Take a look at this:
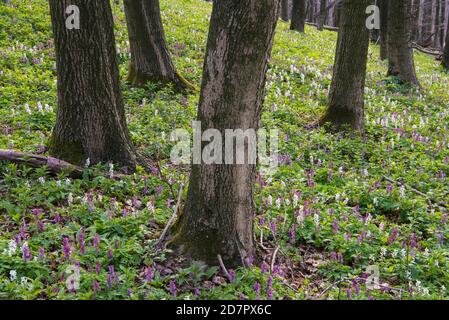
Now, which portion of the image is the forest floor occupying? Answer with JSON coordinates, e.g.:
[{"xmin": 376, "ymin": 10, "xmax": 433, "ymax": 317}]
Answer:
[{"xmin": 1, "ymin": 0, "xmax": 449, "ymax": 300}]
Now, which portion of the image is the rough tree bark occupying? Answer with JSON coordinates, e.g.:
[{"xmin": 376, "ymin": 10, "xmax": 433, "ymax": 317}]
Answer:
[
  {"xmin": 169, "ymin": 0, "xmax": 280, "ymax": 267},
  {"xmin": 123, "ymin": 0, "xmax": 195, "ymax": 90},
  {"xmin": 320, "ymin": 0, "xmax": 370, "ymax": 132},
  {"xmin": 387, "ymin": 0, "xmax": 420, "ymax": 86},
  {"xmin": 443, "ymin": 9, "xmax": 449, "ymax": 69},
  {"xmin": 48, "ymin": 0, "xmax": 136, "ymax": 168},
  {"xmin": 380, "ymin": 0, "xmax": 389, "ymax": 60},
  {"xmin": 291, "ymin": 0, "xmax": 306, "ymax": 32}
]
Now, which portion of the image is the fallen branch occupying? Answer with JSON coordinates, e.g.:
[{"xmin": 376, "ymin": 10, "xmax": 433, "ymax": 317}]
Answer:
[
  {"xmin": 0, "ymin": 149, "xmax": 83, "ymax": 178},
  {"xmin": 382, "ymin": 175, "xmax": 448, "ymax": 211},
  {"xmin": 411, "ymin": 42, "xmax": 442, "ymax": 58},
  {"xmin": 270, "ymin": 245, "xmax": 280, "ymax": 273},
  {"xmin": 305, "ymin": 21, "xmax": 339, "ymax": 32},
  {"xmin": 155, "ymin": 180, "xmax": 186, "ymax": 250}
]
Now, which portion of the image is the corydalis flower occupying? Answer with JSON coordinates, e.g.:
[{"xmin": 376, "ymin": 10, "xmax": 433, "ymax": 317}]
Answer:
[
  {"xmin": 93, "ymin": 233, "xmax": 100, "ymax": 253},
  {"xmin": 21, "ymin": 242, "xmax": 32, "ymax": 262},
  {"xmin": 145, "ymin": 266, "xmax": 154, "ymax": 282},
  {"xmin": 253, "ymin": 282, "xmax": 261, "ymax": 300},
  {"xmin": 63, "ymin": 237, "xmax": 71, "ymax": 261},
  {"xmin": 107, "ymin": 265, "xmax": 119, "ymax": 288},
  {"xmin": 169, "ymin": 279, "xmax": 177, "ymax": 296},
  {"xmin": 78, "ymin": 231, "xmax": 85, "ymax": 255}
]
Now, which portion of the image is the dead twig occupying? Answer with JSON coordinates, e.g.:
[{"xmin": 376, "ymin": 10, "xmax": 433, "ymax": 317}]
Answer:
[
  {"xmin": 155, "ymin": 180, "xmax": 185, "ymax": 250},
  {"xmin": 382, "ymin": 175, "xmax": 448, "ymax": 210}
]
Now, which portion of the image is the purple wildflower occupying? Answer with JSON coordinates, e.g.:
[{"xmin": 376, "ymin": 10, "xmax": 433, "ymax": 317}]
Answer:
[
  {"xmin": 169, "ymin": 279, "xmax": 177, "ymax": 296},
  {"xmin": 22, "ymin": 243, "xmax": 32, "ymax": 262},
  {"xmin": 253, "ymin": 282, "xmax": 261, "ymax": 300},
  {"xmin": 38, "ymin": 247, "xmax": 45, "ymax": 260},
  {"xmin": 145, "ymin": 266, "xmax": 154, "ymax": 282},
  {"xmin": 63, "ymin": 237, "xmax": 71, "ymax": 261},
  {"xmin": 93, "ymin": 233, "xmax": 100, "ymax": 253}
]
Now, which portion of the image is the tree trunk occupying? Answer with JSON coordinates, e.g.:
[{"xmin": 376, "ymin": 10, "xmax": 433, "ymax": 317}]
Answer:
[
  {"xmin": 411, "ymin": 0, "xmax": 421, "ymax": 42},
  {"xmin": 123, "ymin": 0, "xmax": 194, "ymax": 90},
  {"xmin": 48, "ymin": 0, "xmax": 136, "ymax": 168},
  {"xmin": 380, "ymin": 0, "xmax": 389, "ymax": 60},
  {"xmin": 387, "ymin": 0, "xmax": 420, "ymax": 86},
  {"xmin": 170, "ymin": 0, "xmax": 280, "ymax": 267},
  {"xmin": 443, "ymin": 9, "xmax": 449, "ymax": 69},
  {"xmin": 281, "ymin": 0, "xmax": 290, "ymax": 21},
  {"xmin": 421, "ymin": 0, "xmax": 433, "ymax": 46},
  {"xmin": 317, "ymin": 0, "xmax": 327, "ymax": 30},
  {"xmin": 434, "ymin": 0, "xmax": 441, "ymax": 48},
  {"xmin": 333, "ymin": 0, "xmax": 342, "ymax": 28},
  {"xmin": 320, "ymin": 0, "xmax": 370, "ymax": 132},
  {"xmin": 291, "ymin": 0, "xmax": 306, "ymax": 32},
  {"xmin": 439, "ymin": 0, "xmax": 446, "ymax": 48}
]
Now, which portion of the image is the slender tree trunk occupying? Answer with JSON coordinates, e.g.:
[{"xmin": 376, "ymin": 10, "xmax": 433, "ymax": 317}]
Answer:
[
  {"xmin": 421, "ymin": 0, "xmax": 433, "ymax": 46},
  {"xmin": 320, "ymin": 0, "xmax": 370, "ymax": 132},
  {"xmin": 291, "ymin": 0, "xmax": 306, "ymax": 32},
  {"xmin": 317, "ymin": 0, "xmax": 327, "ymax": 30},
  {"xmin": 387, "ymin": 0, "xmax": 420, "ymax": 86},
  {"xmin": 123, "ymin": 0, "xmax": 194, "ymax": 90},
  {"xmin": 380, "ymin": 0, "xmax": 389, "ymax": 60},
  {"xmin": 48, "ymin": 0, "xmax": 136, "ymax": 168},
  {"xmin": 443, "ymin": 9, "xmax": 449, "ymax": 69},
  {"xmin": 411, "ymin": 0, "xmax": 421, "ymax": 42},
  {"xmin": 434, "ymin": 0, "xmax": 441, "ymax": 48},
  {"xmin": 333, "ymin": 0, "xmax": 342, "ymax": 28},
  {"xmin": 170, "ymin": 0, "xmax": 280, "ymax": 267},
  {"xmin": 281, "ymin": 0, "xmax": 290, "ymax": 21},
  {"xmin": 439, "ymin": 0, "xmax": 446, "ymax": 48}
]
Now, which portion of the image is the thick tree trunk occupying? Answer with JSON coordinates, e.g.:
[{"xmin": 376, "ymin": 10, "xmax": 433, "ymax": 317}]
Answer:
[
  {"xmin": 48, "ymin": 0, "xmax": 136, "ymax": 168},
  {"xmin": 123, "ymin": 0, "xmax": 194, "ymax": 90},
  {"xmin": 443, "ymin": 9, "xmax": 449, "ymax": 69},
  {"xmin": 380, "ymin": 0, "xmax": 389, "ymax": 60},
  {"xmin": 387, "ymin": 0, "xmax": 420, "ymax": 86},
  {"xmin": 320, "ymin": 0, "xmax": 370, "ymax": 132},
  {"xmin": 291, "ymin": 0, "xmax": 306, "ymax": 32},
  {"xmin": 170, "ymin": 0, "xmax": 280, "ymax": 267},
  {"xmin": 281, "ymin": 0, "xmax": 290, "ymax": 21}
]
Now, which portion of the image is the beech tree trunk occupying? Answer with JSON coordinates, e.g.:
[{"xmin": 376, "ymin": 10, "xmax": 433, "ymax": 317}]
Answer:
[
  {"xmin": 48, "ymin": 0, "xmax": 136, "ymax": 168},
  {"xmin": 291, "ymin": 0, "xmax": 306, "ymax": 32},
  {"xmin": 380, "ymin": 0, "xmax": 389, "ymax": 60},
  {"xmin": 387, "ymin": 0, "xmax": 420, "ymax": 86},
  {"xmin": 320, "ymin": 0, "xmax": 370, "ymax": 132},
  {"xmin": 170, "ymin": 0, "xmax": 280, "ymax": 267},
  {"xmin": 443, "ymin": 10, "xmax": 449, "ymax": 69},
  {"xmin": 123, "ymin": 0, "xmax": 194, "ymax": 90}
]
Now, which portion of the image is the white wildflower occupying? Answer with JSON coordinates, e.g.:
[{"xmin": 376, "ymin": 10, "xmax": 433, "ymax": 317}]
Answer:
[
  {"xmin": 10, "ymin": 270, "xmax": 17, "ymax": 281},
  {"xmin": 8, "ymin": 240, "xmax": 17, "ymax": 257}
]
